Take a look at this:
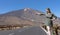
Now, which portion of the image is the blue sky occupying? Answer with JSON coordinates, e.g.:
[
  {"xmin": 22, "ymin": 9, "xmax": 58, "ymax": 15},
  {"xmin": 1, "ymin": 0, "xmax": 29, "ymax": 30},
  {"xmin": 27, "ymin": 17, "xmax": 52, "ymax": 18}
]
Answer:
[{"xmin": 0, "ymin": 0, "xmax": 60, "ymax": 17}]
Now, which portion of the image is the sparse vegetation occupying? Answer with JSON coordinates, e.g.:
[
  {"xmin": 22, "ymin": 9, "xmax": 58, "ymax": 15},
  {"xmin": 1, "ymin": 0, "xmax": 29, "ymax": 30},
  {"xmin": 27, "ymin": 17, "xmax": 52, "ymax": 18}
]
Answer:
[{"xmin": 0, "ymin": 24, "xmax": 33, "ymax": 30}]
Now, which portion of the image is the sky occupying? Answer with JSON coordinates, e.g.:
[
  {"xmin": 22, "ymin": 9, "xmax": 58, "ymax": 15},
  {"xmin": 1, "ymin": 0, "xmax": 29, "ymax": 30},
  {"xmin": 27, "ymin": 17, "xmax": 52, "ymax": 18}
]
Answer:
[{"xmin": 0, "ymin": 0, "xmax": 60, "ymax": 17}]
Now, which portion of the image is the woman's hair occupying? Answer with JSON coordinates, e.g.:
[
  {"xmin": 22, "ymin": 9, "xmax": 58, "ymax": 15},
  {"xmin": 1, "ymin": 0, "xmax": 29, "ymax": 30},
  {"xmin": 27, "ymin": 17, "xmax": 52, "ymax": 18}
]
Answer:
[{"xmin": 46, "ymin": 8, "xmax": 51, "ymax": 14}]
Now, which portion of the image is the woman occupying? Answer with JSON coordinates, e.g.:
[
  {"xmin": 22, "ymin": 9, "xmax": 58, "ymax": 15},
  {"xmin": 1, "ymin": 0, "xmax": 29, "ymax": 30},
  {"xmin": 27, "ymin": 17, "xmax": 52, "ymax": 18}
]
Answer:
[{"xmin": 45, "ymin": 8, "xmax": 57, "ymax": 35}]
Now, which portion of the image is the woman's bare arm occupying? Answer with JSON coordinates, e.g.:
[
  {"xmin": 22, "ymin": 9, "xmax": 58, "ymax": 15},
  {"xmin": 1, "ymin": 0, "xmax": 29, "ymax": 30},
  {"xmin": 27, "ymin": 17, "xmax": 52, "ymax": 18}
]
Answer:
[
  {"xmin": 39, "ymin": 13, "xmax": 45, "ymax": 16},
  {"xmin": 51, "ymin": 14, "xmax": 57, "ymax": 21},
  {"xmin": 52, "ymin": 14, "xmax": 57, "ymax": 19}
]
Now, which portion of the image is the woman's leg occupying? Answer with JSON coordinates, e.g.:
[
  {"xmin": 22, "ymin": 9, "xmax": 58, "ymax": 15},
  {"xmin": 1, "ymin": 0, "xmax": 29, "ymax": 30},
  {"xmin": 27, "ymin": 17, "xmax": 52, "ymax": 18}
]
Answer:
[{"xmin": 47, "ymin": 26, "xmax": 51, "ymax": 35}]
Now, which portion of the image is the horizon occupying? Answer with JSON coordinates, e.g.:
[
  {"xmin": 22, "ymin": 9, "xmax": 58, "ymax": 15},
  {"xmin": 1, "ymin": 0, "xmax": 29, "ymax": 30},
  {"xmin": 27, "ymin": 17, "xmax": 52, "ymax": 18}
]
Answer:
[{"xmin": 0, "ymin": 0, "xmax": 60, "ymax": 17}]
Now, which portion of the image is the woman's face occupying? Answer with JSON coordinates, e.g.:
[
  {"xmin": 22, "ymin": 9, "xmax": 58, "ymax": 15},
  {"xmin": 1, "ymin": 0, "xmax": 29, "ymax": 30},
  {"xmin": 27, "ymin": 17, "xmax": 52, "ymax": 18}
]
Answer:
[{"xmin": 46, "ymin": 9, "xmax": 49, "ymax": 13}]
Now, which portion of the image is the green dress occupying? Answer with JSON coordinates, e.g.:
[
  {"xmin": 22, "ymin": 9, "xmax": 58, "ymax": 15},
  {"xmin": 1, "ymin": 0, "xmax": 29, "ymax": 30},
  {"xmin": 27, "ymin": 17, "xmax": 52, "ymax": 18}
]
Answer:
[
  {"xmin": 45, "ymin": 13, "xmax": 56, "ymax": 27},
  {"xmin": 45, "ymin": 18, "xmax": 53, "ymax": 27}
]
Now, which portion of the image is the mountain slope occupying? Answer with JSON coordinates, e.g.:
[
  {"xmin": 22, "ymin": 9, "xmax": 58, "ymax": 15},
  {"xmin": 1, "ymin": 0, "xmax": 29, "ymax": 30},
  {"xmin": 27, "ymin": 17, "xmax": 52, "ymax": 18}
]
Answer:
[{"xmin": 0, "ymin": 8, "xmax": 60, "ymax": 26}]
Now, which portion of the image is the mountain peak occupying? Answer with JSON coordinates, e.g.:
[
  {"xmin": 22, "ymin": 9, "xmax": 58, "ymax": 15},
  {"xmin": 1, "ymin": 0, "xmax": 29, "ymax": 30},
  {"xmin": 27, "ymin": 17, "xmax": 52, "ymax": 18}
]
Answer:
[{"xmin": 24, "ymin": 8, "xmax": 31, "ymax": 11}]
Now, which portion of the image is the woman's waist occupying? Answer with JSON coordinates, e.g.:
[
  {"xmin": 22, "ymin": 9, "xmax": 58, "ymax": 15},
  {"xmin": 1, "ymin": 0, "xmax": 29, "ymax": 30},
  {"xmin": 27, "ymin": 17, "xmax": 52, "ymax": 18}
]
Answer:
[{"xmin": 46, "ymin": 17, "xmax": 52, "ymax": 19}]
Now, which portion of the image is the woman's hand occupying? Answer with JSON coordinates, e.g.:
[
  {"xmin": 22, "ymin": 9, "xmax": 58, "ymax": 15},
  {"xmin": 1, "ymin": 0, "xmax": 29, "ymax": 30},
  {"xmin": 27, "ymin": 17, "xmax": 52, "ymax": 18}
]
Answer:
[{"xmin": 51, "ymin": 18, "xmax": 56, "ymax": 21}]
